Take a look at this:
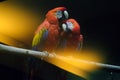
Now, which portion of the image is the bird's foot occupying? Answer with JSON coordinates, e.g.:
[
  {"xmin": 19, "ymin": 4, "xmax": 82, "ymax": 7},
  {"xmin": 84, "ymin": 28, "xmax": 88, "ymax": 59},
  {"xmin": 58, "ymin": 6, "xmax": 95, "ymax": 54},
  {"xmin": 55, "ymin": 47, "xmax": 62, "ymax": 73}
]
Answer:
[
  {"xmin": 50, "ymin": 52, "xmax": 56, "ymax": 58},
  {"xmin": 40, "ymin": 51, "xmax": 49, "ymax": 60}
]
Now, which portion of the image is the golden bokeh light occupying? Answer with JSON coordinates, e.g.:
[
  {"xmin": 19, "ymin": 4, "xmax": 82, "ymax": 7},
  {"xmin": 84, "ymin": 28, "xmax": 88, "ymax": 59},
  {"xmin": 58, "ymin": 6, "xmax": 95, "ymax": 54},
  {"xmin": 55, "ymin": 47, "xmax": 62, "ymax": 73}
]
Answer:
[
  {"xmin": 0, "ymin": 1, "xmax": 106, "ymax": 79},
  {"xmin": 45, "ymin": 50, "xmax": 105, "ymax": 79},
  {"xmin": 0, "ymin": 1, "xmax": 42, "ymax": 48}
]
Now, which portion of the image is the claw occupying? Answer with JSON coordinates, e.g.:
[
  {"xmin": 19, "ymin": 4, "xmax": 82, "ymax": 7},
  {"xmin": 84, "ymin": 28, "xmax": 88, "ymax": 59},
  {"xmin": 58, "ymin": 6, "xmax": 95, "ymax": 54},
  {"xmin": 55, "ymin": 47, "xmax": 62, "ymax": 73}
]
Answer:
[
  {"xmin": 41, "ymin": 51, "xmax": 49, "ymax": 60},
  {"xmin": 50, "ymin": 52, "xmax": 56, "ymax": 58}
]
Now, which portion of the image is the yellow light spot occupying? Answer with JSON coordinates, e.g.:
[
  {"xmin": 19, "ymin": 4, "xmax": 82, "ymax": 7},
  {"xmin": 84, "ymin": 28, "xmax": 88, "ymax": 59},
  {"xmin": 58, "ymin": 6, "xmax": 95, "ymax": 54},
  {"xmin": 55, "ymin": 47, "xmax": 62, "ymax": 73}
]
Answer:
[
  {"xmin": 44, "ymin": 50, "xmax": 105, "ymax": 79},
  {"xmin": 0, "ymin": 1, "xmax": 42, "ymax": 47}
]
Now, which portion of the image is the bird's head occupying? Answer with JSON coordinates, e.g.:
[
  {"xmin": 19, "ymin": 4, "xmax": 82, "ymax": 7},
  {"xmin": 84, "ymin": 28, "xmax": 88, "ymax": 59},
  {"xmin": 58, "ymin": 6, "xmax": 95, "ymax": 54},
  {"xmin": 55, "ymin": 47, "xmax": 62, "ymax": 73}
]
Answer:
[
  {"xmin": 46, "ymin": 7, "xmax": 69, "ymax": 24},
  {"xmin": 55, "ymin": 7, "xmax": 69, "ymax": 20},
  {"xmin": 62, "ymin": 19, "xmax": 80, "ymax": 34}
]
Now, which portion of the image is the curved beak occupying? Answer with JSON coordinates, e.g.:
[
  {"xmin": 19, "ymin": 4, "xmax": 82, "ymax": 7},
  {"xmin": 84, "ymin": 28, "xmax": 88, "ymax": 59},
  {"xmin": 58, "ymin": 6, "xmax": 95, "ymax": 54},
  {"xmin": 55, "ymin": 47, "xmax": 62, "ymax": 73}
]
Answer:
[
  {"xmin": 62, "ymin": 23, "xmax": 67, "ymax": 31},
  {"xmin": 64, "ymin": 10, "xmax": 69, "ymax": 19}
]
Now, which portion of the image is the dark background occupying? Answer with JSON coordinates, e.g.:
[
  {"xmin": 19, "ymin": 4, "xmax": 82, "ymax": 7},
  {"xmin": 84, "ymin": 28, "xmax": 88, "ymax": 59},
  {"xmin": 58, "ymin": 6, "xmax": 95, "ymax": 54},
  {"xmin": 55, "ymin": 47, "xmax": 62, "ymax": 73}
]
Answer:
[{"xmin": 0, "ymin": 0, "xmax": 120, "ymax": 80}]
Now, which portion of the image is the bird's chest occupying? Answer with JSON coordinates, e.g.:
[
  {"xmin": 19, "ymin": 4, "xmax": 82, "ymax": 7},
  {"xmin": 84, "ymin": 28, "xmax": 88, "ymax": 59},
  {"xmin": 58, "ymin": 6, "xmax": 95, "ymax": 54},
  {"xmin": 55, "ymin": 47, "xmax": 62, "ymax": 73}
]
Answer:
[
  {"xmin": 44, "ymin": 25, "xmax": 60, "ymax": 52},
  {"xmin": 63, "ymin": 34, "xmax": 80, "ymax": 50}
]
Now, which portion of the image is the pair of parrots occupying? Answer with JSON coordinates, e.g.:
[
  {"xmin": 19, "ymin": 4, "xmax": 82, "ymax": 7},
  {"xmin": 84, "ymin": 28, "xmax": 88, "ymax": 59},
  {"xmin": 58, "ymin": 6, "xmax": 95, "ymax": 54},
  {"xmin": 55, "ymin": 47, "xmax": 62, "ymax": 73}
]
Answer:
[
  {"xmin": 28, "ymin": 7, "xmax": 83, "ymax": 80},
  {"xmin": 32, "ymin": 7, "xmax": 83, "ymax": 52}
]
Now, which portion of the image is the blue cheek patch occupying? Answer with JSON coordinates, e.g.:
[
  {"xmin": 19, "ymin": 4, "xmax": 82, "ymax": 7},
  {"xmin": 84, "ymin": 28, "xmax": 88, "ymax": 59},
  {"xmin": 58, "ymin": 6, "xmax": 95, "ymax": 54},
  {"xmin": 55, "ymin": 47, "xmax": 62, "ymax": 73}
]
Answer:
[
  {"xmin": 56, "ymin": 10, "xmax": 62, "ymax": 19},
  {"xmin": 66, "ymin": 22, "xmax": 74, "ymax": 30}
]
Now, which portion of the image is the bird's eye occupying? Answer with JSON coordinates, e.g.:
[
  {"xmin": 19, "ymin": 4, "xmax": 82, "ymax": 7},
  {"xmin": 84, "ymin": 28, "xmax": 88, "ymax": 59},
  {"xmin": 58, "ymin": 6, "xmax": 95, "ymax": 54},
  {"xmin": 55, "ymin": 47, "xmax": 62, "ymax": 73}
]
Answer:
[
  {"xmin": 62, "ymin": 23, "xmax": 67, "ymax": 31},
  {"xmin": 64, "ymin": 10, "xmax": 69, "ymax": 19},
  {"xmin": 56, "ymin": 10, "xmax": 62, "ymax": 19},
  {"xmin": 66, "ymin": 22, "xmax": 73, "ymax": 30}
]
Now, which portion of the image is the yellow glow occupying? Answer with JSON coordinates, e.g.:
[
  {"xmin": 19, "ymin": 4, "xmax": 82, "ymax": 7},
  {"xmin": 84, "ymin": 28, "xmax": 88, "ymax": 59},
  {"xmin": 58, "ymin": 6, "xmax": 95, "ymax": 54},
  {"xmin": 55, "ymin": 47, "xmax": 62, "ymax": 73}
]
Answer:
[
  {"xmin": 0, "ymin": 1, "xmax": 106, "ymax": 79},
  {"xmin": 45, "ymin": 50, "xmax": 105, "ymax": 79},
  {"xmin": 0, "ymin": 33, "xmax": 28, "ymax": 47},
  {"xmin": 0, "ymin": 1, "xmax": 41, "ymax": 47},
  {"xmin": 45, "ymin": 56, "xmax": 87, "ymax": 79}
]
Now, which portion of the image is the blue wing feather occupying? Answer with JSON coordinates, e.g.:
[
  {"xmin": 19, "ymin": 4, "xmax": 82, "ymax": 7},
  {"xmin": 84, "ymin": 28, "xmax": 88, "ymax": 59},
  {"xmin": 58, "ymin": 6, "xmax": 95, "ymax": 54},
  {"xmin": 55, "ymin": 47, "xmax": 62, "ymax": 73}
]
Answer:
[
  {"xmin": 42, "ymin": 30, "xmax": 49, "ymax": 41},
  {"xmin": 32, "ymin": 29, "xmax": 49, "ymax": 51},
  {"xmin": 38, "ymin": 30, "xmax": 49, "ymax": 51}
]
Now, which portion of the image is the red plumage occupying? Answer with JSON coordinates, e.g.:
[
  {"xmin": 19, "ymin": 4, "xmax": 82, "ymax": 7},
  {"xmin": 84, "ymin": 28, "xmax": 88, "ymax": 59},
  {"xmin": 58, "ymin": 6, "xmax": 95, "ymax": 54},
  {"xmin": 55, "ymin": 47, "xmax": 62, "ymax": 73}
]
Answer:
[
  {"xmin": 29, "ymin": 7, "xmax": 69, "ymax": 80},
  {"xmin": 34, "ymin": 7, "xmax": 68, "ymax": 52},
  {"xmin": 60, "ymin": 18, "xmax": 83, "ymax": 50}
]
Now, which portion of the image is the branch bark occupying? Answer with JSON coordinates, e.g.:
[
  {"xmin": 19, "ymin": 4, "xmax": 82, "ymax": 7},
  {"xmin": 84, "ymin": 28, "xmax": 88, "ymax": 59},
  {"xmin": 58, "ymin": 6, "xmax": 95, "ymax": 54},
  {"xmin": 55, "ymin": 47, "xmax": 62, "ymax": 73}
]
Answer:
[
  {"xmin": 0, "ymin": 44, "xmax": 120, "ymax": 71},
  {"xmin": 0, "ymin": 44, "xmax": 54, "ymax": 58}
]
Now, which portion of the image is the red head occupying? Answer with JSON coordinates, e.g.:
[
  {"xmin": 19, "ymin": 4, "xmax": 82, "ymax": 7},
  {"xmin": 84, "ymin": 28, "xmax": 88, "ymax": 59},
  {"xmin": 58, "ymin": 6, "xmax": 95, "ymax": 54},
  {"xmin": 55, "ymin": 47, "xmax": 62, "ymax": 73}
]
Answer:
[
  {"xmin": 46, "ymin": 7, "xmax": 69, "ymax": 24},
  {"xmin": 62, "ymin": 18, "xmax": 80, "ymax": 34}
]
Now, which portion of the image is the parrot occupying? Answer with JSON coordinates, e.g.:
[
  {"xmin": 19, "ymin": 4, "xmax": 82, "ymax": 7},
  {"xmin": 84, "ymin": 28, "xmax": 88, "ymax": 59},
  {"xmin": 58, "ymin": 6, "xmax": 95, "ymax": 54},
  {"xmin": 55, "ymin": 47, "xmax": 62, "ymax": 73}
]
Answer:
[
  {"xmin": 26, "ymin": 7, "xmax": 69, "ymax": 80},
  {"xmin": 32, "ymin": 7, "xmax": 69, "ymax": 52},
  {"xmin": 58, "ymin": 19, "xmax": 84, "ymax": 80},
  {"xmin": 58, "ymin": 18, "xmax": 83, "ymax": 51}
]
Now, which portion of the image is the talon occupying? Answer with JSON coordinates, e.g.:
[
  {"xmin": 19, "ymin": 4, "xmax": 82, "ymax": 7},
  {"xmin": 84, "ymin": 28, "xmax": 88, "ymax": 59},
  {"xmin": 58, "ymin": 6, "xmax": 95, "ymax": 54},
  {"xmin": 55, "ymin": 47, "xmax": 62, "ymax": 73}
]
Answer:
[
  {"xmin": 40, "ymin": 51, "xmax": 49, "ymax": 60},
  {"xmin": 52, "ymin": 52, "xmax": 57, "ymax": 57}
]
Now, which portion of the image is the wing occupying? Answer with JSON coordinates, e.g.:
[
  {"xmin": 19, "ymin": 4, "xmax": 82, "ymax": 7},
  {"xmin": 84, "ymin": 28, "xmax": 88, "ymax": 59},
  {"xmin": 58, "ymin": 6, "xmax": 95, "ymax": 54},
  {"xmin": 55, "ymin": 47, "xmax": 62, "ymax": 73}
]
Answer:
[{"xmin": 32, "ymin": 27, "xmax": 49, "ymax": 50}]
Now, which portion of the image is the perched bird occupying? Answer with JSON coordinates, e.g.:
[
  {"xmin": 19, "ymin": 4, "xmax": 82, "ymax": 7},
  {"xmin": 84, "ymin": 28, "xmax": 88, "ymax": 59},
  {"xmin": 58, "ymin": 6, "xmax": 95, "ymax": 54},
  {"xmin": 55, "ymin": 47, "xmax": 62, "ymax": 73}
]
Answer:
[
  {"xmin": 58, "ymin": 18, "xmax": 83, "ymax": 51},
  {"xmin": 27, "ymin": 7, "xmax": 69, "ymax": 80},
  {"xmin": 32, "ymin": 7, "xmax": 69, "ymax": 52},
  {"xmin": 57, "ymin": 18, "xmax": 84, "ymax": 80}
]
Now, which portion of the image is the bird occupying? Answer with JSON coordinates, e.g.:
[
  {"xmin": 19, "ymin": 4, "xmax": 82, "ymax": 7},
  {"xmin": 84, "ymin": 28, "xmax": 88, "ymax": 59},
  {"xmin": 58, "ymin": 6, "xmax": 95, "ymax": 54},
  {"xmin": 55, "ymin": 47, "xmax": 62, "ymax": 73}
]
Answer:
[
  {"xmin": 58, "ymin": 18, "xmax": 83, "ymax": 51},
  {"xmin": 57, "ymin": 18, "xmax": 84, "ymax": 80},
  {"xmin": 32, "ymin": 7, "xmax": 69, "ymax": 52},
  {"xmin": 27, "ymin": 7, "xmax": 69, "ymax": 80}
]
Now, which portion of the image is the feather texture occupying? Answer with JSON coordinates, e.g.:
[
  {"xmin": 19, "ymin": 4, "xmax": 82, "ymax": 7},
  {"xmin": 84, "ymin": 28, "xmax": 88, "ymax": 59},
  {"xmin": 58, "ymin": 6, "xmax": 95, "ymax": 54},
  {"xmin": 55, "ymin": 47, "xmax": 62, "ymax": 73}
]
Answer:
[{"xmin": 32, "ymin": 28, "xmax": 48, "ymax": 50}]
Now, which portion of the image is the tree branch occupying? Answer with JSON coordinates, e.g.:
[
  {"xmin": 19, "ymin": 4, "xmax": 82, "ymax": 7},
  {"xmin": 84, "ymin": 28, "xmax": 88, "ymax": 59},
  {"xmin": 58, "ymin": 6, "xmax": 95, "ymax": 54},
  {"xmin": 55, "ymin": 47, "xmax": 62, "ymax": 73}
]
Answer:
[
  {"xmin": 0, "ymin": 44, "xmax": 120, "ymax": 72},
  {"xmin": 0, "ymin": 44, "xmax": 54, "ymax": 58}
]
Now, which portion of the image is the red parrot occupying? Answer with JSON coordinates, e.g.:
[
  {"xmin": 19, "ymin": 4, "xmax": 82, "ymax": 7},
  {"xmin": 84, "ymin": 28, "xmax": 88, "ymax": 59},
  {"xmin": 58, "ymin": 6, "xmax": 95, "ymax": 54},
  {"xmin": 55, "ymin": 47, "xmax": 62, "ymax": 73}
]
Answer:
[
  {"xmin": 27, "ymin": 7, "xmax": 69, "ymax": 80},
  {"xmin": 58, "ymin": 18, "xmax": 83, "ymax": 51},
  {"xmin": 32, "ymin": 7, "xmax": 69, "ymax": 52},
  {"xmin": 55, "ymin": 19, "xmax": 84, "ymax": 80}
]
